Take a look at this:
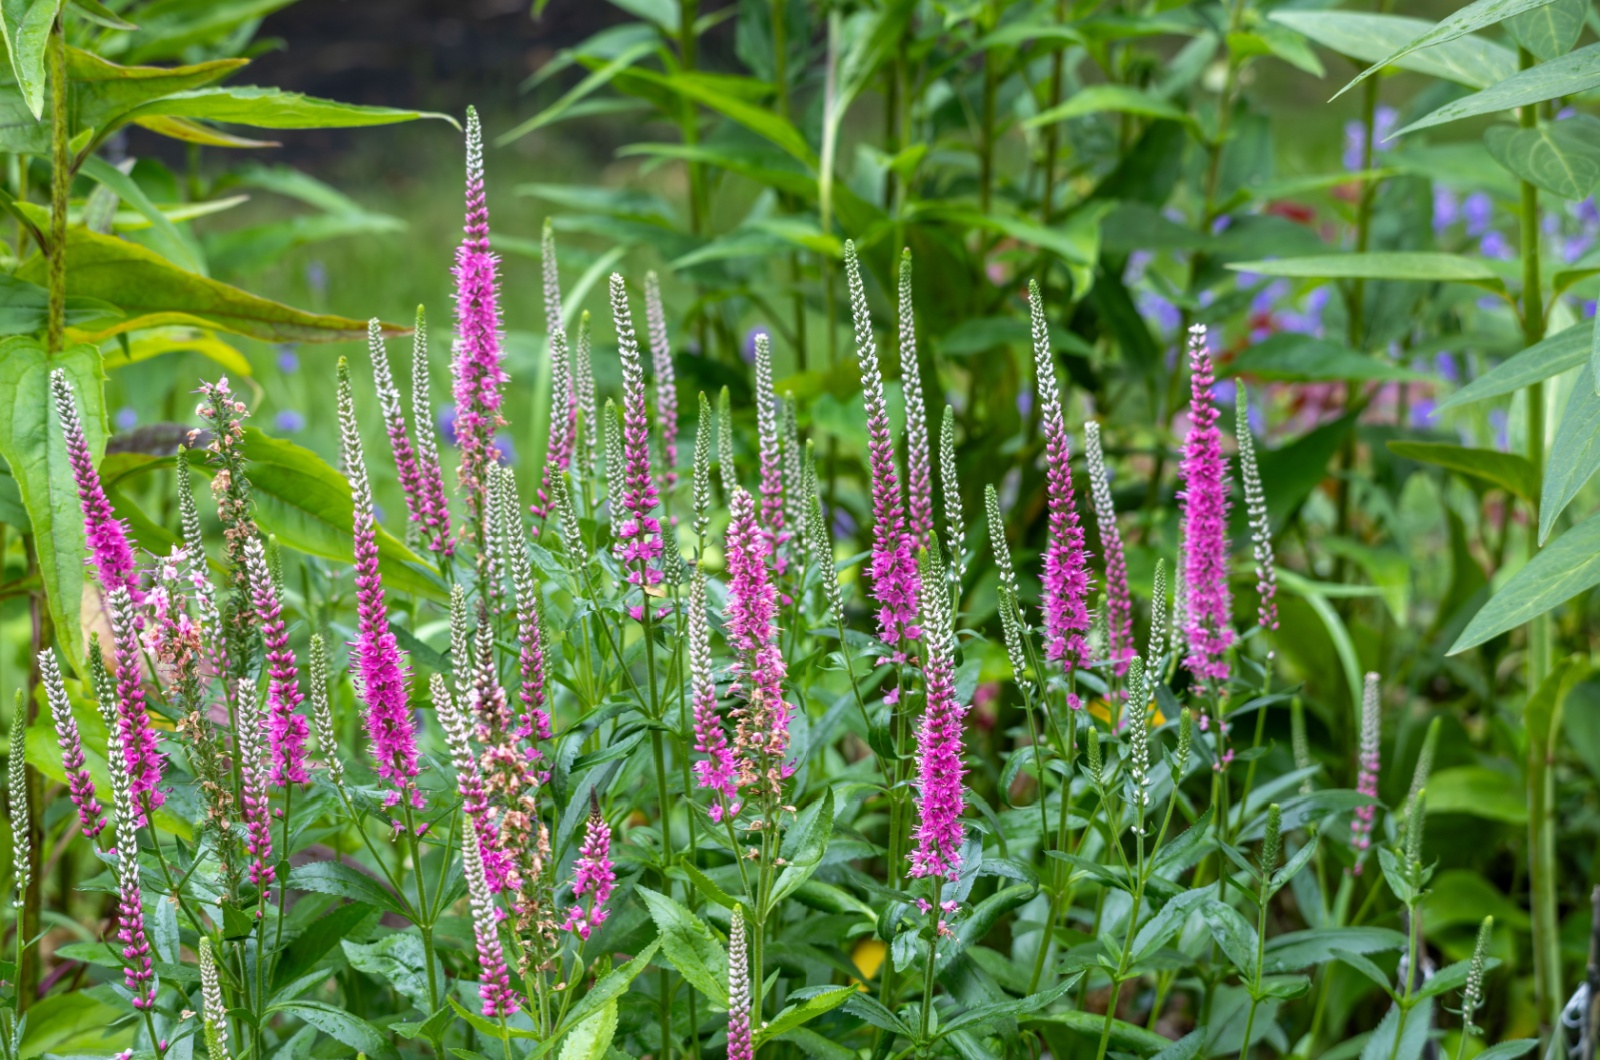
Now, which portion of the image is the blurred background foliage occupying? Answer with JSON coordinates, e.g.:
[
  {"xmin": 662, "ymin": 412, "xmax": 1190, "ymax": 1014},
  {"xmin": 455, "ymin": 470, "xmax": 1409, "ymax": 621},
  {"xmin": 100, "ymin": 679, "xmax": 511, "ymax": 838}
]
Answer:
[{"xmin": 5, "ymin": 0, "xmax": 1600, "ymax": 1049}]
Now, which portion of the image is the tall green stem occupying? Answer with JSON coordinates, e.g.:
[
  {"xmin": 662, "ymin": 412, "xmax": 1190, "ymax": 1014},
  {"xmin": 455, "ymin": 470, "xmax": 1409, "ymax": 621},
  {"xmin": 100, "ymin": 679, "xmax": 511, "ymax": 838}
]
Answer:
[{"xmin": 46, "ymin": 17, "xmax": 67, "ymax": 355}]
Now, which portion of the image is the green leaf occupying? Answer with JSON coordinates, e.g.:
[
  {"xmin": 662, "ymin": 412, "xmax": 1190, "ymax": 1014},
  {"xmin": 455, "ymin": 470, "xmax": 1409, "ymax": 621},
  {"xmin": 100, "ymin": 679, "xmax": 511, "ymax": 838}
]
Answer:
[
  {"xmin": 496, "ymin": 41, "xmax": 655, "ymax": 144},
  {"xmin": 1423, "ymin": 766, "xmax": 1527, "ymax": 823},
  {"xmin": 637, "ymin": 886, "xmax": 729, "ymax": 1007},
  {"xmin": 69, "ymin": 48, "xmax": 244, "ymax": 142},
  {"xmin": 1223, "ymin": 332, "xmax": 1424, "ymax": 383},
  {"xmin": 1330, "ymin": 948, "xmax": 1395, "ymax": 997},
  {"xmin": 271, "ymin": 1001, "xmax": 399, "ymax": 1060},
  {"xmin": 755, "ymin": 986, "xmax": 856, "ymax": 1044},
  {"xmin": 286, "ymin": 861, "xmax": 411, "ymax": 920},
  {"xmin": 1271, "ymin": 11, "xmax": 1516, "ymax": 89},
  {"xmin": 679, "ymin": 861, "xmax": 738, "ymax": 911},
  {"xmin": 935, "ymin": 977, "xmax": 1077, "ymax": 1039},
  {"xmin": 1202, "ymin": 899, "xmax": 1260, "ymax": 977},
  {"xmin": 1385, "ymin": 441, "xmax": 1538, "ymax": 503},
  {"xmin": 1473, "ymin": 1042, "xmax": 1539, "ymax": 1060},
  {"xmin": 65, "ymin": 0, "xmax": 135, "ymax": 30},
  {"xmin": 79, "ymin": 154, "xmax": 202, "ymax": 273},
  {"xmin": 273, "ymin": 901, "xmax": 378, "ymax": 991},
  {"xmin": 768, "ymin": 790, "xmax": 834, "ymax": 913},
  {"xmin": 124, "ymin": 85, "xmax": 456, "ymax": 130},
  {"xmin": 19, "ymin": 988, "xmax": 132, "ymax": 1057},
  {"xmin": 1262, "ymin": 927, "xmax": 1406, "ymax": 973},
  {"xmin": 1361, "ymin": 999, "xmax": 1433, "ymax": 1060},
  {"xmin": 1451, "ymin": 505, "xmax": 1600, "ymax": 652},
  {"xmin": 1540, "ymin": 379, "xmax": 1600, "ymax": 543},
  {"xmin": 1026, "ymin": 84, "xmax": 1194, "ymax": 129},
  {"xmin": 1228, "ymin": 253, "xmax": 1506, "ymax": 292},
  {"xmin": 1437, "ymin": 320, "xmax": 1588, "ymax": 411},
  {"xmin": 634, "ymin": 69, "xmax": 817, "ymax": 166},
  {"xmin": 530, "ymin": 941, "xmax": 660, "ymax": 1059},
  {"xmin": 557, "ymin": 998, "xmax": 617, "ymax": 1060},
  {"xmin": 1506, "ymin": 0, "xmax": 1586, "ymax": 61},
  {"xmin": 1332, "ymin": 0, "xmax": 1553, "ymax": 100},
  {"xmin": 1485, "ymin": 116, "xmax": 1600, "ymax": 200},
  {"xmin": 342, "ymin": 934, "xmax": 439, "ymax": 1012},
  {"xmin": 1395, "ymin": 42, "xmax": 1600, "ymax": 137},
  {"xmin": 13, "ymin": 220, "xmax": 387, "ymax": 342},
  {"xmin": 0, "ymin": 339, "xmax": 100, "ymax": 668},
  {"xmin": 0, "ymin": 0, "xmax": 62, "ymax": 119}
]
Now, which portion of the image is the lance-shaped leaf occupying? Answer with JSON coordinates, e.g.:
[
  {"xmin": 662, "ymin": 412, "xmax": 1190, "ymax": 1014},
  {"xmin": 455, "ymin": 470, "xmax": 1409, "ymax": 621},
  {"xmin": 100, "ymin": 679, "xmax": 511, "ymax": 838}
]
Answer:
[
  {"xmin": 1331, "ymin": 0, "xmax": 1554, "ymax": 100},
  {"xmin": 1436, "ymin": 320, "xmax": 1588, "ymax": 411},
  {"xmin": 122, "ymin": 85, "xmax": 456, "ymax": 130},
  {"xmin": 1540, "ymin": 380, "xmax": 1600, "ymax": 543},
  {"xmin": 1227, "ymin": 253, "xmax": 1507, "ymax": 292},
  {"xmin": 1451, "ymin": 505, "xmax": 1600, "ymax": 652},
  {"xmin": 1395, "ymin": 41, "xmax": 1600, "ymax": 137},
  {"xmin": 0, "ymin": 0, "xmax": 62, "ymax": 119},
  {"xmin": 1272, "ymin": 11, "xmax": 1515, "ymax": 89},
  {"xmin": 1386, "ymin": 441, "xmax": 1538, "ymax": 503}
]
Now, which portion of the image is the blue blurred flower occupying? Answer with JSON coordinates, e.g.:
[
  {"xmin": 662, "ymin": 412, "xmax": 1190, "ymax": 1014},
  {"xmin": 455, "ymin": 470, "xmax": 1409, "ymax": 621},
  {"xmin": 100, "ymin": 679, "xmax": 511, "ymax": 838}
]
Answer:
[
  {"xmin": 1479, "ymin": 230, "xmax": 1514, "ymax": 260},
  {"xmin": 437, "ymin": 407, "xmax": 458, "ymax": 446},
  {"xmin": 275, "ymin": 409, "xmax": 305, "ymax": 433},
  {"xmin": 742, "ymin": 328, "xmax": 767, "ymax": 364},
  {"xmin": 1016, "ymin": 385, "xmax": 1033, "ymax": 418},
  {"xmin": 1138, "ymin": 291, "xmax": 1181, "ymax": 334},
  {"xmin": 1489, "ymin": 408, "xmax": 1509, "ymax": 451},
  {"xmin": 306, "ymin": 260, "xmax": 328, "ymax": 298},
  {"xmin": 1342, "ymin": 106, "xmax": 1398, "ymax": 171},
  {"xmin": 831, "ymin": 504, "xmax": 856, "ymax": 538},
  {"xmin": 1577, "ymin": 197, "xmax": 1600, "ymax": 226},
  {"xmin": 493, "ymin": 435, "xmax": 515, "ymax": 464},
  {"xmin": 1433, "ymin": 351, "xmax": 1458, "ymax": 384},
  {"xmin": 1463, "ymin": 192, "xmax": 1493, "ymax": 236},
  {"xmin": 1433, "ymin": 186, "xmax": 1459, "ymax": 233},
  {"xmin": 1210, "ymin": 378, "xmax": 1236, "ymax": 405},
  {"xmin": 1409, "ymin": 397, "xmax": 1436, "ymax": 427},
  {"xmin": 1564, "ymin": 233, "xmax": 1595, "ymax": 264},
  {"xmin": 276, "ymin": 344, "xmax": 299, "ymax": 374},
  {"xmin": 114, "ymin": 407, "xmax": 137, "ymax": 431}
]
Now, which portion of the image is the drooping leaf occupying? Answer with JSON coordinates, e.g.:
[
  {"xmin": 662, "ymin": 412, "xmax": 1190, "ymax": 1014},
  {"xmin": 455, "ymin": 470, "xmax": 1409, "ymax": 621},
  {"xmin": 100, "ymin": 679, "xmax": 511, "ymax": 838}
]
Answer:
[
  {"xmin": 755, "ymin": 986, "xmax": 856, "ymax": 1044},
  {"xmin": 1505, "ymin": 0, "xmax": 1587, "ymax": 61},
  {"xmin": 271, "ymin": 1001, "xmax": 399, "ymax": 1060},
  {"xmin": 556, "ymin": 999, "xmax": 617, "ymax": 1060},
  {"xmin": 1386, "ymin": 441, "xmax": 1538, "ymax": 503},
  {"xmin": 1395, "ymin": 42, "xmax": 1600, "ymax": 137},
  {"xmin": 1262, "ymin": 927, "xmax": 1406, "ymax": 973},
  {"xmin": 285, "ymin": 861, "xmax": 411, "ymax": 921},
  {"xmin": 1026, "ymin": 85, "xmax": 1194, "ymax": 129},
  {"xmin": 123, "ymin": 85, "xmax": 456, "ymax": 130},
  {"xmin": 1423, "ymin": 766, "xmax": 1528, "ymax": 823},
  {"xmin": 1332, "ymin": 0, "xmax": 1554, "ymax": 99},
  {"xmin": 1227, "ymin": 253, "xmax": 1507, "ymax": 292},
  {"xmin": 1484, "ymin": 116, "xmax": 1600, "ymax": 201},
  {"xmin": 1539, "ymin": 379, "xmax": 1600, "ymax": 542},
  {"xmin": 342, "ymin": 934, "xmax": 441, "ymax": 1013},
  {"xmin": 0, "ymin": 338, "xmax": 101, "ymax": 668},
  {"xmin": 1451, "ymin": 506, "xmax": 1600, "ymax": 652}
]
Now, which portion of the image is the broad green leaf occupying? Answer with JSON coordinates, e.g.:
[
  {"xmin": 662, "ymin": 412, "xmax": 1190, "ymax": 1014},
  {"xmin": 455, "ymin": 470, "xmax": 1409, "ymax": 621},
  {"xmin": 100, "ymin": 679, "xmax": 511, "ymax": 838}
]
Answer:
[
  {"xmin": 19, "ymin": 989, "xmax": 132, "ymax": 1057},
  {"xmin": 1331, "ymin": 948, "xmax": 1395, "ymax": 996},
  {"xmin": 1261, "ymin": 927, "xmax": 1406, "ymax": 973},
  {"xmin": 637, "ymin": 886, "xmax": 729, "ymax": 1007},
  {"xmin": 14, "ymin": 219, "xmax": 385, "ymax": 342},
  {"xmin": 1484, "ymin": 116, "xmax": 1600, "ymax": 200},
  {"xmin": 557, "ymin": 998, "xmax": 617, "ymax": 1060},
  {"xmin": 79, "ymin": 154, "xmax": 202, "ymax": 273},
  {"xmin": 1026, "ymin": 85, "xmax": 1193, "ymax": 129},
  {"xmin": 1386, "ymin": 441, "xmax": 1538, "ymax": 503},
  {"xmin": 342, "ymin": 934, "xmax": 440, "ymax": 1013},
  {"xmin": 632, "ymin": 68, "xmax": 817, "ymax": 166},
  {"xmin": 0, "ymin": 339, "xmax": 101, "ymax": 668},
  {"xmin": 1474, "ymin": 1042, "xmax": 1539, "ymax": 1059},
  {"xmin": 769, "ymin": 790, "xmax": 835, "ymax": 912},
  {"xmin": 102, "ymin": 327, "xmax": 250, "ymax": 377},
  {"xmin": 0, "ymin": 0, "xmax": 62, "ymax": 119},
  {"xmin": 66, "ymin": 0, "xmax": 134, "ymax": 30},
  {"xmin": 1228, "ymin": 253, "xmax": 1506, "ymax": 292},
  {"xmin": 1224, "ymin": 332, "xmax": 1424, "ymax": 382},
  {"xmin": 131, "ymin": 113, "xmax": 277, "ymax": 148},
  {"xmin": 1437, "ymin": 319, "xmax": 1587, "ymax": 410},
  {"xmin": 286, "ymin": 859, "xmax": 411, "ymax": 920},
  {"xmin": 69, "ymin": 47, "xmax": 244, "ymax": 140},
  {"xmin": 271, "ymin": 1002, "xmax": 399, "ymax": 1060},
  {"xmin": 1395, "ymin": 42, "xmax": 1600, "ymax": 137},
  {"xmin": 1424, "ymin": 766, "xmax": 1528, "ymax": 822},
  {"xmin": 273, "ymin": 902, "xmax": 378, "ymax": 991},
  {"xmin": 755, "ymin": 986, "xmax": 856, "ymax": 1044},
  {"xmin": 935, "ymin": 977, "xmax": 1077, "ymax": 1039},
  {"xmin": 1271, "ymin": 11, "xmax": 1516, "ymax": 89},
  {"xmin": 1202, "ymin": 899, "xmax": 1260, "ymax": 977},
  {"xmin": 1333, "ymin": 0, "xmax": 1553, "ymax": 99},
  {"xmin": 1506, "ymin": 0, "xmax": 1586, "ymax": 60},
  {"xmin": 124, "ymin": 86, "xmax": 456, "ymax": 130},
  {"xmin": 108, "ymin": 0, "xmax": 298, "ymax": 64},
  {"xmin": 530, "ymin": 940, "xmax": 660, "ymax": 1058},
  {"xmin": 0, "ymin": 273, "xmax": 118, "ymax": 336},
  {"xmin": 1450, "ymin": 506, "xmax": 1600, "ymax": 652},
  {"xmin": 1540, "ymin": 380, "xmax": 1600, "ymax": 542},
  {"xmin": 1360, "ymin": 998, "xmax": 1432, "ymax": 1060}
]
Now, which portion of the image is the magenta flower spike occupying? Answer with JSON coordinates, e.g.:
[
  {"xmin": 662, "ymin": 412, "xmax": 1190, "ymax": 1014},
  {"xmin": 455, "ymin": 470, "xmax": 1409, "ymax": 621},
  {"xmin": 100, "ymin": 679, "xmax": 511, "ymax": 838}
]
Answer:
[
  {"xmin": 106, "ymin": 719, "xmax": 154, "ymax": 1008},
  {"xmin": 645, "ymin": 270, "xmax": 680, "ymax": 490},
  {"xmin": 462, "ymin": 819, "xmax": 517, "ymax": 1017},
  {"xmin": 535, "ymin": 220, "xmax": 577, "ymax": 523},
  {"xmin": 451, "ymin": 105, "xmax": 508, "ymax": 532},
  {"xmin": 1029, "ymin": 282, "xmax": 1092, "ymax": 687},
  {"xmin": 1351, "ymin": 673, "xmax": 1381, "ymax": 873},
  {"xmin": 752, "ymin": 333, "xmax": 788, "ymax": 562},
  {"xmin": 1179, "ymin": 325, "xmax": 1234, "ymax": 690},
  {"xmin": 726, "ymin": 910, "xmax": 754, "ymax": 1060},
  {"xmin": 368, "ymin": 319, "xmax": 429, "ymax": 543},
  {"xmin": 845, "ymin": 240, "xmax": 921, "ymax": 653},
  {"xmin": 609, "ymin": 273, "xmax": 664, "ymax": 595},
  {"xmin": 908, "ymin": 551, "xmax": 968, "ymax": 885},
  {"xmin": 1084, "ymin": 421, "xmax": 1134, "ymax": 677},
  {"xmin": 235, "ymin": 671, "xmax": 275, "ymax": 891},
  {"xmin": 244, "ymin": 538, "xmax": 309, "ymax": 787},
  {"xmin": 106, "ymin": 585, "xmax": 164, "ymax": 822},
  {"xmin": 689, "ymin": 565, "xmax": 739, "ymax": 816},
  {"xmin": 563, "ymin": 798, "xmax": 615, "ymax": 941},
  {"xmin": 898, "ymin": 250, "xmax": 934, "ymax": 544},
  {"xmin": 339, "ymin": 360, "xmax": 422, "ymax": 821},
  {"xmin": 51, "ymin": 369, "xmax": 140, "ymax": 600},
  {"xmin": 39, "ymin": 648, "xmax": 105, "ymax": 840},
  {"xmin": 725, "ymin": 487, "xmax": 790, "ymax": 795}
]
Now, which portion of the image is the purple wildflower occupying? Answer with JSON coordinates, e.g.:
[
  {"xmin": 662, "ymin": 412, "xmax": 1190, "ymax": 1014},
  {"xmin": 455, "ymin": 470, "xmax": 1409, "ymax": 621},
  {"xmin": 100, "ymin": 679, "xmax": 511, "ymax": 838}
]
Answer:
[
  {"xmin": 105, "ymin": 722, "xmax": 154, "ymax": 1008},
  {"xmin": 244, "ymin": 539, "xmax": 309, "ymax": 786},
  {"xmin": 411, "ymin": 308, "xmax": 454, "ymax": 556},
  {"xmin": 752, "ymin": 333, "xmax": 788, "ymax": 564},
  {"xmin": 689, "ymin": 565, "xmax": 739, "ymax": 813},
  {"xmin": 51, "ymin": 370, "xmax": 140, "ymax": 600},
  {"xmin": 1463, "ymin": 192, "xmax": 1493, "ymax": 236},
  {"xmin": 1084, "ymin": 422, "xmax": 1134, "ymax": 676},
  {"xmin": 610, "ymin": 273, "xmax": 664, "ymax": 593},
  {"xmin": 1180, "ymin": 326, "xmax": 1234, "ymax": 690},
  {"xmin": 645, "ymin": 270, "xmax": 680, "ymax": 490},
  {"xmin": 727, "ymin": 911, "xmax": 753, "ymax": 1060},
  {"xmin": 726, "ymin": 488, "xmax": 790, "ymax": 796},
  {"xmin": 368, "ymin": 319, "xmax": 429, "ymax": 541},
  {"xmin": 899, "ymin": 250, "xmax": 934, "ymax": 543},
  {"xmin": 106, "ymin": 586, "xmax": 165, "ymax": 822},
  {"xmin": 563, "ymin": 799, "xmax": 614, "ymax": 941},
  {"xmin": 1351, "ymin": 673, "xmax": 1381, "ymax": 873},
  {"xmin": 908, "ymin": 551, "xmax": 968, "ymax": 883},
  {"xmin": 462, "ymin": 818, "xmax": 517, "ymax": 1017},
  {"xmin": 535, "ymin": 220, "xmax": 577, "ymax": 523},
  {"xmin": 40, "ymin": 648, "xmax": 105, "ymax": 839}
]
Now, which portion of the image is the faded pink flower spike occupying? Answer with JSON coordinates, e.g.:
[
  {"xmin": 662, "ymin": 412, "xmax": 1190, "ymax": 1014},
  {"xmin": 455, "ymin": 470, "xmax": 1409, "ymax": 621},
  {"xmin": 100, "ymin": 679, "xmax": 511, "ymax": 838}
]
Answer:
[
  {"xmin": 899, "ymin": 250, "xmax": 934, "ymax": 544},
  {"xmin": 410, "ymin": 307, "xmax": 455, "ymax": 557},
  {"xmin": 462, "ymin": 817, "xmax": 518, "ymax": 1017},
  {"xmin": 645, "ymin": 270, "xmax": 679, "ymax": 491},
  {"xmin": 434, "ymin": 673, "xmax": 505, "ymax": 894},
  {"xmin": 726, "ymin": 910, "xmax": 753, "ymax": 1060},
  {"xmin": 845, "ymin": 241, "xmax": 921, "ymax": 653},
  {"xmin": 235, "ymin": 673, "xmax": 275, "ymax": 892},
  {"xmin": 752, "ymin": 333, "xmax": 788, "ymax": 565},
  {"xmin": 451, "ymin": 105, "xmax": 508, "ymax": 533},
  {"xmin": 244, "ymin": 538, "xmax": 308, "ymax": 787},
  {"xmin": 609, "ymin": 273, "xmax": 664, "ymax": 596},
  {"xmin": 535, "ymin": 219, "xmax": 577, "ymax": 524},
  {"xmin": 1084, "ymin": 421, "xmax": 1134, "ymax": 677},
  {"xmin": 106, "ymin": 585, "xmax": 164, "ymax": 822},
  {"xmin": 689, "ymin": 564, "xmax": 739, "ymax": 813},
  {"xmin": 563, "ymin": 797, "xmax": 614, "ymax": 941},
  {"xmin": 106, "ymin": 717, "xmax": 154, "ymax": 1008},
  {"xmin": 368, "ymin": 319, "xmax": 429, "ymax": 545},
  {"xmin": 39, "ymin": 648, "xmax": 105, "ymax": 840},
  {"xmin": 1180, "ymin": 325, "xmax": 1234, "ymax": 690},
  {"xmin": 498, "ymin": 467, "xmax": 552, "ymax": 744},
  {"xmin": 339, "ymin": 360, "xmax": 422, "ymax": 821},
  {"xmin": 1236, "ymin": 386, "xmax": 1279, "ymax": 634},
  {"xmin": 1029, "ymin": 282, "xmax": 1092, "ymax": 686},
  {"xmin": 1351, "ymin": 673, "xmax": 1381, "ymax": 874},
  {"xmin": 909, "ymin": 551, "xmax": 968, "ymax": 883},
  {"xmin": 51, "ymin": 369, "xmax": 140, "ymax": 600},
  {"xmin": 726, "ymin": 487, "xmax": 790, "ymax": 796}
]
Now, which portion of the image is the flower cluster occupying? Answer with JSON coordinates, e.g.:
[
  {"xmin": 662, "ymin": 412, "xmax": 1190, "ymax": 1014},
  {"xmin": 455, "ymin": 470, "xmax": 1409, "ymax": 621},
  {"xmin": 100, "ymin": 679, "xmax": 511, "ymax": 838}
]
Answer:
[{"xmin": 1180, "ymin": 325, "xmax": 1234, "ymax": 690}]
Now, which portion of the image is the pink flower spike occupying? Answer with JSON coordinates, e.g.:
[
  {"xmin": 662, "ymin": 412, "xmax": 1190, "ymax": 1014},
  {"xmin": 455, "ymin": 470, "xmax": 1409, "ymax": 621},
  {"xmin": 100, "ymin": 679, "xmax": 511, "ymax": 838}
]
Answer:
[
  {"xmin": 39, "ymin": 648, "xmax": 105, "ymax": 839},
  {"xmin": 908, "ymin": 551, "xmax": 969, "ymax": 884},
  {"xmin": 645, "ymin": 270, "xmax": 680, "ymax": 491},
  {"xmin": 1180, "ymin": 325, "xmax": 1234, "ymax": 691},
  {"xmin": 1084, "ymin": 421, "xmax": 1134, "ymax": 677},
  {"xmin": 409, "ymin": 307, "xmax": 455, "ymax": 557},
  {"xmin": 463, "ymin": 818, "xmax": 518, "ymax": 1017},
  {"xmin": 609, "ymin": 273, "xmax": 664, "ymax": 593},
  {"xmin": 339, "ymin": 360, "xmax": 422, "ymax": 821},
  {"xmin": 563, "ymin": 798, "xmax": 614, "ymax": 941},
  {"xmin": 898, "ymin": 250, "xmax": 934, "ymax": 544},
  {"xmin": 244, "ymin": 538, "xmax": 309, "ymax": 787},
  {"xmin": 752, "ymin": 333, "xmax": 789, "ymax": 565},
  {"xmin": 1029, "ymin": 282, "xmax": 1092, "ymax": 671},
  {"xmin": 726, "ymin": 910, "xmax": 753, "ymax": 1060},
  {"xmin": 367, "ymin": 319, "xmax": 429, "ymax": 544},
  {"xmin": 1351, "ymin": 673, "xmax": 1381, "ymax": 873},
  {"xmin": 845, "ymin": 241, "xmax": 921, "ymax": 654},
  {"xmin": 534, "ymin": 220, "xmax": 577, "ymax": 523},
  {"xmin": 689, "ymin": 565, "xmax": 738, "ymax": 803},
  {"xmin": 106, "ymin": 722, "xmax": 154, "ymax": 1008},
  {"xmin": 51, "ymin": 369, "xmax": 140, "ymax": 600},
  {"xmin": 451, "ymin": 106, "xmax": 508, "ymax": 532},
  {"xmin": 106, "ymin": 586, "xmax": 164, "ymax": 822},
  {"xmin": 725, "ymin": 488, "xmax": 790, "ymax": 796}
]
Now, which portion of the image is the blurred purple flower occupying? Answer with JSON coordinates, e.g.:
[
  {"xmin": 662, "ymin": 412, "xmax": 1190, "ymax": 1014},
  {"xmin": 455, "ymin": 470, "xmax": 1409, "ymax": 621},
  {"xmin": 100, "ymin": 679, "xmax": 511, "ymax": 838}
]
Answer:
[
  {"xmin": 1433, "ymin": 186, "xmax": 1459, "ymax": 233},
  {"xmin": 305, "ymin": 260, "xmax": 327, "ymax": 299},
  {"xmin": 1564, "ymin": 233, "xmax": 1595, "ymax": 264},
  {"xmin": 1463, "ymin": 193, "xmax": 1493, "ymax": 236},
  {"xmin": 114, "ymin": 407, "xmax": 137, "ymax": 431},
  {"xmin": 1409, "ymin": 398, "xmax": 1436, "ymax": 427},
  {"xmin": 437, "ymin": 407, "xmax": 458, "ymax": 446},
  {"xmin": 275, "ymin": 409, "xmax": 305, "ymax": 433},
  {"xmin": 1139, "ymin": 291, "xmax": 1181, "ymax": 334},
  {"xmin": 1210, "ymin": 215, "xmax": 1232, "ymax": 235},
  {"xmin": 1479, "ymin": 231, "xmax": 1513, "ymax": 260},
  {"xmin": 742, "ymin": 328, "xmax": 765, "ymax": 364},
  {"xmin": 1489, "ymin": 408, "xmax": 1509, "ymax": 451},
  {"xmin": 1210, "ymin": 378, "xmax": 1237, "ymax": 405},
  {"xmin": 493, "ymin": 434, "xmax": 515, "ymax": 464},
  {"xmin": 1251, "ymin": 279, "xmax": 1289, "ymax": 317},
  {"xmin": 276, "ymin": 345, "xmax": 299, "ymax": 374},
  {"xmin": 831, "ymin": 504, "xmax": 856, "ymax": 539},
  {"xmin": 1247, "ymin": 399, "xmax": 1265, "ymax": 435},
  {"xmin": 1126, "ymin": 251, "xmax": 1153, "ymax": 283},
  {"xmin": 1343, "ymin": 107, "xmax": 1398, "ymax": 171},
  {"xmin": 1576, "ymin": 197, "xmax": 1600, "ymax": 226},
  {"xmin": 1017, "ymin": 385, "xmax": 1034, "ymax": 418},
  {"xmin": 1434, "ymin": 351, "xmax": 1458, "ymax": 384}
]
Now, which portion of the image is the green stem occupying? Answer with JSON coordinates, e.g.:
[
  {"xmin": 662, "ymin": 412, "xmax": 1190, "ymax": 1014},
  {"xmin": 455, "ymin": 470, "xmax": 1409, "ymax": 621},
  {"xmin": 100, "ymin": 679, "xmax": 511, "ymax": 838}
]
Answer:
[
  {"xmin": 917, "ymin": 878, "xmax": 944, "ymax": 1048},
  {"xmin": 45, "ymin": 16, "xmax": 66, "ymax": 355}
]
